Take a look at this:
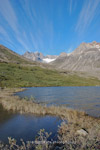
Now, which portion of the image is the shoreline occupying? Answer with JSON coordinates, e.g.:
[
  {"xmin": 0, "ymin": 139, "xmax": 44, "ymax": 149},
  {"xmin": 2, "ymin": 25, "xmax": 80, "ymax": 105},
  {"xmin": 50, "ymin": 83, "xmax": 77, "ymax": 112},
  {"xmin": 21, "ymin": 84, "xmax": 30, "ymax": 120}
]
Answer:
[
  {"xmin": 0, "ymin": 88, "xmax": 100, "ymax": 149},
  {"xmin": 0, "ymin": 88, "xmax": 89, "ymax": 119},
  {"xmin": 0, "ymin": 88, "xmax": 100, "ymax": 123}
]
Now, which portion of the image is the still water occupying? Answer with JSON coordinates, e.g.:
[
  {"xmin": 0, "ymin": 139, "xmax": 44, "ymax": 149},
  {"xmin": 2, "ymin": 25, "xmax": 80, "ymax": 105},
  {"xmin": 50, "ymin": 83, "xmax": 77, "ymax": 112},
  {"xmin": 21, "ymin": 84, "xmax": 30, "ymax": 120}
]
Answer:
[
  {"xmin": 0, "ymin": 104, "xmax": 61, "ymax": 143},
  {"xmin": 16, "ymin": 86, "xmax": 100, "ymax": 117},
  {"xmin": 0, "ymin": 86, "xmax": 100, "ymax": 144}
]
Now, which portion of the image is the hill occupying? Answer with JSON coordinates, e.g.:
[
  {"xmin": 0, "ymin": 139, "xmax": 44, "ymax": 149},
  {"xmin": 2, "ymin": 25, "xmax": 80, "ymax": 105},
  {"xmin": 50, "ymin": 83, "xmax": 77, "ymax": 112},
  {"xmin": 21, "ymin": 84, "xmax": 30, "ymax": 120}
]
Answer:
[
  {"xmin": 0, "ymin": 62, "xmax": 100, "ymax": 87},
  {"xmin": 0, "ymin": 45, "xmax": 36, "ymax": 64},
  {"xmin": 0, "ymin": 44, "xmax": 100, "ymax": 87},
  {"xmin": 51, "ymin": 41, "xmax": 100, "ymax": 79}
]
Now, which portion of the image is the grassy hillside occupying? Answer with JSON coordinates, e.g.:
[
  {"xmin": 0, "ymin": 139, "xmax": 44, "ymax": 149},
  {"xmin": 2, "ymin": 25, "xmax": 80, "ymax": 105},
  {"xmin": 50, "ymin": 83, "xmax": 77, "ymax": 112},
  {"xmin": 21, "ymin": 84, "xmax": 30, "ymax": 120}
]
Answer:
[
  {"xmin": 0, "ymin": 62, "xmax": 100, "ymax": 88},
  {"xmin": 0, "ymin": 45, "xmax": 35, "ymax": 64}
]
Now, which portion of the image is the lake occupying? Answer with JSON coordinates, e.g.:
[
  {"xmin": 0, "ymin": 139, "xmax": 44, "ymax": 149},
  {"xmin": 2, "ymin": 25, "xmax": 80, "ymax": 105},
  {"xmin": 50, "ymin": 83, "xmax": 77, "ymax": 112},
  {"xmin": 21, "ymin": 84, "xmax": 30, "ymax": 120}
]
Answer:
[
  {"xmin": 0, "ymin": 86, "xmax": 100, "ymax": 144},
  {"xmin": 0, "ymin": 104, "xmax": 61, "ymax": 144},
  {"xmin": 16, "ymin": 86, "xmax": 100, "ymax": 117}
]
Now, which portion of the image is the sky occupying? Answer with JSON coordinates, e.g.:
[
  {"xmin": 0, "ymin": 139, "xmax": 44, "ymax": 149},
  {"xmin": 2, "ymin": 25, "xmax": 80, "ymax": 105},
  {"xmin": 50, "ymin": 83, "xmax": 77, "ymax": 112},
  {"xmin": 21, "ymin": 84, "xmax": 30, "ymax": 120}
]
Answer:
[{"xmin": 0, "ymin": 0, "xmax": 100, "ymax": 55}]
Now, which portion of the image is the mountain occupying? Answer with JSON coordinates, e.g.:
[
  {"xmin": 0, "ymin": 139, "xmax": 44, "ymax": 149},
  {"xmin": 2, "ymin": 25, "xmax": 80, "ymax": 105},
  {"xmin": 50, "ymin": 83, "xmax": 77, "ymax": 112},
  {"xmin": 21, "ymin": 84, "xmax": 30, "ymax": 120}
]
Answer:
[
  {"xmin": 23, "ymin": 51, "xmax": 58, "ymax": 63},
  {"xmin": 43, "ymin": 55, "xmax": 57, "ymax": 63},
  {"xmin": 23, "ymin": 51, "xmax": 44, "ymax": 62},
  {"xmin": 51, "ymin": 41, "xmax": 100, "ymax": 78},
  {"xmin": 0, "ymin": 45, "xmax": 35, "ymax": 64},
  {"xmin": 72, "ymin": 41, "xmax": 100, "ymax": 55},
  {"xmin": 1, "ymin": 41, "xmax": 100, "ymax": 79},
  {"xmin": 0, "ymin": 44, "xmax": 100, "ymax": 88}
]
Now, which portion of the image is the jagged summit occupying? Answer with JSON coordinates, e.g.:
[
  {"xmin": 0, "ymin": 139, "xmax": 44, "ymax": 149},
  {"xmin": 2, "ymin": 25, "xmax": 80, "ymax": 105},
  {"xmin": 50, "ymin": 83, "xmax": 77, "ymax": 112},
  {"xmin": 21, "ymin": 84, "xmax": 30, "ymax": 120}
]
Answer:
[
  {"xmin": 51, "ymin": 41, "xmax": 100, "ymax": 78},
  {"xmin": 60, "ymin": 52, "xmax": 67, "ymax": 57},
  {"xmin": 1, "ymin": 41, "xmax": 100, "ymax": 79},
  {"xmin": 23, "ymin": 51, "xmax": 58, "ymax": 63},
  {"xmin": 72, "ymin": 41, "xmax": 100, "ymax": 55}
]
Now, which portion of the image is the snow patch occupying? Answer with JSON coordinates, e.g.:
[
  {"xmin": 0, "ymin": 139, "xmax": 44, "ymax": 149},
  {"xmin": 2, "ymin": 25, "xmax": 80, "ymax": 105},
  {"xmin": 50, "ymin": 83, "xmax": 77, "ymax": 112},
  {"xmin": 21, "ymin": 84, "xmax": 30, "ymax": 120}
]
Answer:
[
  {"xmin": 43, "ymin": 58, "xmax": 56, "ymax": 63},
  {"xmin": 95, "ymin": 45, "xmax": 100, "ymax": 49}
]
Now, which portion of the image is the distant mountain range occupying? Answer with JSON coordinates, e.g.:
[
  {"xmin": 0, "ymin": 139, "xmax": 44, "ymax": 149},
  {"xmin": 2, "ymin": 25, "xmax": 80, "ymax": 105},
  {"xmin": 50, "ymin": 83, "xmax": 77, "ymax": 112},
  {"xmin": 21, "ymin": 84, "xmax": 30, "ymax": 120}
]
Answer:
[
  {"xmin": 23, "ymin": 51, "xmax": 58, "ymax": 63},
  {"xmin": 51, "ymin": 41, "xmax": 100, "ymax": 73},
  {"xmin": 0, "ymin": 41, "xmax": 100, "ymax": 79}
]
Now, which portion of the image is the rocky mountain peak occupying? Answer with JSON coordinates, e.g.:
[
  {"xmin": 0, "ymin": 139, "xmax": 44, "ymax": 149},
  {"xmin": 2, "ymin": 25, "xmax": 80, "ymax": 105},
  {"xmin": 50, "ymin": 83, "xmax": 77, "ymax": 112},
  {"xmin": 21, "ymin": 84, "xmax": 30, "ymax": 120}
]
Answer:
[
  {"xmin": 92, "ymin": 41, "xmax": 97, "ymax": 44},
  {"xmin": 24, "ymin": 51, "xmax": 31, "ymax": 54},
  {"xmin": 23, "ymin": 51, "xmax": 58, "ymax": 63},
  {"xmin": 60, "ymin": 52, "xmax": 67, "ymax": 57},
  {"xmin": 51, "ymin": 41, "xmax": 100, "ymax": 79},
  {"xmin": 91, "ymin": 41, "xmax": 100, "ymax": 49},
  {"xmin": 72, "ymin": 41, "xmax": 100, "ymax": 55}
]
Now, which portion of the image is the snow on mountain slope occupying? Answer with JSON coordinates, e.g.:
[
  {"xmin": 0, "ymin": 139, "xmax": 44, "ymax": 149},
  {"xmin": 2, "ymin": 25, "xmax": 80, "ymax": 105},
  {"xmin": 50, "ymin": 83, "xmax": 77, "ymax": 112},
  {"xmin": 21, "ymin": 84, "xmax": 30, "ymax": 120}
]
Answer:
[
  {"xmin": 23, "ymin": 51, "xmax": 58, "ymax": 63},
  {"xmin": 43, "ymin": 58, "xmax": 56, "ymax": 63}
]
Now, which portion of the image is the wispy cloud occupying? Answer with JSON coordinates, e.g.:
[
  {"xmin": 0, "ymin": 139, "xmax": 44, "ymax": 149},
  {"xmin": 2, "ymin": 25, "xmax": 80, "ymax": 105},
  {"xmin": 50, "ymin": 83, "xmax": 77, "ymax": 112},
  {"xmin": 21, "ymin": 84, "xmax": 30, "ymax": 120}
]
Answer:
[
  {"xmin": 0, "ymin": 0, "xmax": 55, "ymax": 53},
  {"xmin": 68, "ymin": 0, "xmax": 77, "ymax": 15},
  {"xmin": 75, "ymin": 0, "xmax": 100, "ymax": 35},
  {"xmin": 30, "ymin": 33, "xmax": 39, "ymax": 51},
  {"xmin": 67, "ymin": 46, "xmax": 73, "ymax": 53},
  {"xmin": 69, "ymin": 0, "xmax": 73, "ymax": 14},
  {"xmin": 0, "ymin": 25, "xmax": 15, "ymax": 47},
  {"xmin": 0, "ymin": 26, "xmax": 10, "ymax": 39},
  {"xmin": 0, "ymin": 0, "xmax": 33, "ymax": 50},
  {"xmin": 0, "ymin": 0, "xmax": 18, "ymax": 33}
]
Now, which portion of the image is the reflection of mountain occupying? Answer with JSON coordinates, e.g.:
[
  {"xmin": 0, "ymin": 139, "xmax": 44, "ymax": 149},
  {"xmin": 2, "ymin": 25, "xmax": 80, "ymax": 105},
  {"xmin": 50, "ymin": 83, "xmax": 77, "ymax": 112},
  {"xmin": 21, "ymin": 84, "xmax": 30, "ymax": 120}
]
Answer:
[{"xmin": 0, "ymin": 104, "xmax": 14, "ymax": 124}]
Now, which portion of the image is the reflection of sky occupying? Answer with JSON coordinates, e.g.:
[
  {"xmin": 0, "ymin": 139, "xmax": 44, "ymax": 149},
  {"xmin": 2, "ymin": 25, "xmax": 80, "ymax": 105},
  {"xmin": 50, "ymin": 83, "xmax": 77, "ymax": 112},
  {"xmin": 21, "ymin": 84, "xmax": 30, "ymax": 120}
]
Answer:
[
  {"xmin": 16, "ymin": 87, "xmax": 100, "ymax": 117},
  {"xmin": 0, "ymin": 114, "xmax": 61, "ymax": 144}
]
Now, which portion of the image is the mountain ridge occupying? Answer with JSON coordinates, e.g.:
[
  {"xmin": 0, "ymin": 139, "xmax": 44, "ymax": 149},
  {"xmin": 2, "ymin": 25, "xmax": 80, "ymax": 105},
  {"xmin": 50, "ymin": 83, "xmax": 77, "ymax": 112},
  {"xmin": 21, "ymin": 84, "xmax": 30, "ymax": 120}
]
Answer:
[
  {"xmin": 23, "ymin": 51, "xmax": 58, "ymax": 63},
  {"xmin": 0, "ymin": 41, "xmax": 100, "ymax": 79},
  {"xmin": 50, "ymin": 41, "xmax": 100, "ymax": 79},
  {"xmin": 0, "ymin": 45, "xmax": 34, "ymax": 64}
]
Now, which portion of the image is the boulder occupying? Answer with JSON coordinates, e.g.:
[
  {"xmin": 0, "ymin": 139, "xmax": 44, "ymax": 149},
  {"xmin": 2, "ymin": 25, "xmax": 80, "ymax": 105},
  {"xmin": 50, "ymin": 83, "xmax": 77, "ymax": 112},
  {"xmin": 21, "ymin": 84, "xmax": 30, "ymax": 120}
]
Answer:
[{"xmin": 77, "ymin": 129, "xmax": 88, "ymax": 136}]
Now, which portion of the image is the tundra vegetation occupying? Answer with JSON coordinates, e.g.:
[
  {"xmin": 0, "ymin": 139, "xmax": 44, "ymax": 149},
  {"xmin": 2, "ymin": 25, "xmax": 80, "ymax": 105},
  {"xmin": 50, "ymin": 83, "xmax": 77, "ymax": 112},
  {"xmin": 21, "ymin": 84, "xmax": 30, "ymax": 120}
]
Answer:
[
  {"xmin": 0, "ymin": 62, "xmax": 100, "ymax": 88},
  {"xmin": 0, "ymin": 88, "xmax": 100, "ymax": 150},
  {"xmin": 0, "ymin": 35, "xmax": 100, "ymax": 150},
  {"xmin": 0, "ymin": 52, "xmax": 100, "ymax": 149}
]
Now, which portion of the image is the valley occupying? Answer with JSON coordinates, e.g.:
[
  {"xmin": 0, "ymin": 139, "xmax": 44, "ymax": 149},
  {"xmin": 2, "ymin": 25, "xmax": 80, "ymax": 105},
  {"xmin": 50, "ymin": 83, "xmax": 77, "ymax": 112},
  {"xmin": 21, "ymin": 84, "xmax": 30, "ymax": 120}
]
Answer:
[
  {"xmin": 0, "ymin": 43, "xmax": 100, "ymax": 149},
  {"xmin": 0, "ymin": 0, "xmax": 100, "ymax": 149},
  {"xmin": 0, "ymin": 43, "xmax": 100, "ymax": 88}
]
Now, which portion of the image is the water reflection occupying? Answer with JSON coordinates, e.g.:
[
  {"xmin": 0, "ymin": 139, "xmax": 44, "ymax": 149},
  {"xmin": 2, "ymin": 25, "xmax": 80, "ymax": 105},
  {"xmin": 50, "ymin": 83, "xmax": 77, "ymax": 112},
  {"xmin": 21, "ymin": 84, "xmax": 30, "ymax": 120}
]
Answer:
[
  {"xmin": 16, "ymin": 86, "xmax": 100, "ymax": 117},
  {"xmin": 0, "ymin": 104, "xmax": 15, "ymax": 125},
  {"xmin": 0, "ymin": 105, "xmax": 61, "ymax": 144}
]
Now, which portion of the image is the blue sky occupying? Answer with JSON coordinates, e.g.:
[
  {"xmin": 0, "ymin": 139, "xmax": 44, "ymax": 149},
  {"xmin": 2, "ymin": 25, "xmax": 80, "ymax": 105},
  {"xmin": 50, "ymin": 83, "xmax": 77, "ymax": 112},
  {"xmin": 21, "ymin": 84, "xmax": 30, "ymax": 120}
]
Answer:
[{"xmin": 0, "ymin": 0, "xmax": 100, "ymax": 55}]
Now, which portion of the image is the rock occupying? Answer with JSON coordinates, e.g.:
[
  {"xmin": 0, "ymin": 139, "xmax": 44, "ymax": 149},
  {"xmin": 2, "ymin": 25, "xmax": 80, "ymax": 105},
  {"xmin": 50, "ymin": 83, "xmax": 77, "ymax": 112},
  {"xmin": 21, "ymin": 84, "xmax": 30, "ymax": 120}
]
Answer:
[
  {"xmin": 51, "ymin": 41, "xmax": 100, "ymax": 79},
  {"xmin": 23, "ymin": 51, "xmax": 58, "ymax": 62},
  {"xmin": 76, "ymin": 129, "xmax": 88, "ymax": 136},
  {"xmin": 60, "ymin": 52, "xmax": 67, "ymax": 57}
]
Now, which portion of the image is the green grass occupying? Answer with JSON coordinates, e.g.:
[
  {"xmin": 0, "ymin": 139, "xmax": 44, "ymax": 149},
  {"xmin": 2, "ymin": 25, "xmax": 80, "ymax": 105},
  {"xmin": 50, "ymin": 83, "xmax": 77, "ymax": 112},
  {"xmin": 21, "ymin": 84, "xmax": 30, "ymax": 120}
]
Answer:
[
  {"xmin": 0, "ymin": 62, "xmax": 100, "ymax": 87},
  {"xmin": 0, "ymin": 46, "xmax": 34, "ymax": 64}
]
